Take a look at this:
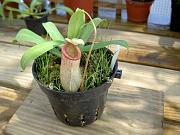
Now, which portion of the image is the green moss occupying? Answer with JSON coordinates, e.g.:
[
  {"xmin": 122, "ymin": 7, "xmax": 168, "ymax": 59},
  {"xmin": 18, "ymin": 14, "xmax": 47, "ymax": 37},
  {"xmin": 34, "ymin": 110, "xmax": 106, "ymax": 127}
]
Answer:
[{"xmin": 35, "ymin": 48, "xmax": 113, "ymax": 91}]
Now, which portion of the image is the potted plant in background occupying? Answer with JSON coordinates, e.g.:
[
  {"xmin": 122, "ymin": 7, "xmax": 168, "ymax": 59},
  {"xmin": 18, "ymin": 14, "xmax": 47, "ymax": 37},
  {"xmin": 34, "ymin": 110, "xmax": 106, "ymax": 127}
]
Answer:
[
  {"xmin": 126, "ymin": 0, "xmax": 154, "ymax": 23},
  {"xmin": 15, "ymin": 8, "xmax": 128, "ymax": 126},
  {"xmin": 170, "ymin": 0, "xmax": 180, "ymax": 32},
  {"xmin": 64, "ymin": 0, "xmax": 93, "ymax": 19},
  {"xmin": 2, "ymin": 0, "xmax": 73, "ymax": 35}
]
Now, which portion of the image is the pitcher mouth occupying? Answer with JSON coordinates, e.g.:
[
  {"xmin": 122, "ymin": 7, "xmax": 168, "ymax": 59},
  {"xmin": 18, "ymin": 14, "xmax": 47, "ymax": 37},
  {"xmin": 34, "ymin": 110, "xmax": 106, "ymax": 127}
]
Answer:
[{"xmin": 61, "ymin": 42, "xmax": 81, "ymax": 61}]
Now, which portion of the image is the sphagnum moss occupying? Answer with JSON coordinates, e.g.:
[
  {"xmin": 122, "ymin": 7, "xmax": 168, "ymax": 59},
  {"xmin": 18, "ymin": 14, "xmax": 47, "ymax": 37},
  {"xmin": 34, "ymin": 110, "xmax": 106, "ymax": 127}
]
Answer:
[{"xmin": 35, "ymin": 48, "xmax": 112, "ymax": 91}]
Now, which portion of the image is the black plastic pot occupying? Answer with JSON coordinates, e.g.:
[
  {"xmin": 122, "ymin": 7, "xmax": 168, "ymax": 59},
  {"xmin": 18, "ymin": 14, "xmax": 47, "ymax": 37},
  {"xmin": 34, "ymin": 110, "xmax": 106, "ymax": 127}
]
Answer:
[
  {"xmin": 32, "ymin": 57, "xmax": 121, "ymax": 126},
  {"xmin": 24, "ymin": 14, "xmax": 48, "ymax": 35},
  {"xmin": 170, "ymin": 0, "xmax": 180, "ymax": 32}
]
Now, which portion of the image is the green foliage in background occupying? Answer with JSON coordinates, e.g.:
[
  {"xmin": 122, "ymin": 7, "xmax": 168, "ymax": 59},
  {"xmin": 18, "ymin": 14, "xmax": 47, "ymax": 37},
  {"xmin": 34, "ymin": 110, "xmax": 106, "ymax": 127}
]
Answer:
[{"xmin": 1, "ymin": 0, "xmax": 73, "ymax": 21}]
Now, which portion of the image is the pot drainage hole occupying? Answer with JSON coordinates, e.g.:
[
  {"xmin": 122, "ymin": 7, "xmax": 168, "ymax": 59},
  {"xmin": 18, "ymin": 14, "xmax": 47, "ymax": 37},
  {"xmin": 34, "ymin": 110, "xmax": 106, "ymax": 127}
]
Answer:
[
  {"xmin": 94, "ymin": 107, "xmax": 100, "ymax": 120},
  {"xmin": 80, "ymin": 114, "xmax": 86, "ymax": 126},
  {"xmin": 64, "ymin": 114, "xmax": 70, "ymax": 125}
]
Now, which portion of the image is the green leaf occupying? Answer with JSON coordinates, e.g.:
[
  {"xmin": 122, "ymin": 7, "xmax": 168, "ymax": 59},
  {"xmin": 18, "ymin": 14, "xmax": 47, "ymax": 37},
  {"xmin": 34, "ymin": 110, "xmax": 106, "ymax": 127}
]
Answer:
[
  {"xmin": 67, "ymin": 8, "xmax": 85, "ymax": 39},
  {"xmin": 17, "ymin": 13, "xmax": 29, "ymax": 19},
  {"xmin": 2, "ymin": 0, "xmax": 29, "ymax": 9},
  {"xmin": 5, "ymin": 6, "xmax": 22, "ymax": 13},
  {"xmin": 0, "ymin": 5, "xmax": 4, "ymax": 18},
  {"xmin": 42, "ymin": 22, "xmax": 64, "ymax": 41},
  {"xmin": 30, "ymin": 0, "xmax": 42, "ymax": 12},
  {"xmin": 80, "ymin": 18, "xmax": 104, "ymax": 43},
  {"xmin": 50, "ymin": 48, "xmax": 61, "ymax": 58},
  {"xmin": 5, "ymin": 6, "xmax": 33, "ymax": 17},
  {"xmin": 81, "ymin": 40, "xmax": 128, "ymax": 52},
  {"xmin": 20, "ymin": 40, "xmax": 64, "ymax": 70},
  {"xmin": 16, "ymin": 29, "xmax": 45, "ymax": 44},
  {"xmin": 50, "ymin": 5, "xmax": 74, "ymax": 15},
  {"xmin": 2, "ymin": 0, "xmax": 29, "ymax": 19},
  {"xmin": 8, "ymin": 10, "xmax": 13, "ymax": 23}
]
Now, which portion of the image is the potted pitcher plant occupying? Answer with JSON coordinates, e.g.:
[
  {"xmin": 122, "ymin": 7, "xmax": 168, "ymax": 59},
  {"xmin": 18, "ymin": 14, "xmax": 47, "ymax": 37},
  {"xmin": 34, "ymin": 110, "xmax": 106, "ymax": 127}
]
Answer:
[{"xmin": 15, "ymin": 8, "xmax": 128, "ymax": 126}]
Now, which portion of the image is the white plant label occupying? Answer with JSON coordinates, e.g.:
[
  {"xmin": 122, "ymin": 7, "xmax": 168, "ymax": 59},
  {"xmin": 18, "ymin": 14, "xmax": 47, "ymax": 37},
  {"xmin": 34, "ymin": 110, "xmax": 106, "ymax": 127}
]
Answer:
[{"xmin": 110, "ymin": 46, "xmax": 120, "ymax": 70}]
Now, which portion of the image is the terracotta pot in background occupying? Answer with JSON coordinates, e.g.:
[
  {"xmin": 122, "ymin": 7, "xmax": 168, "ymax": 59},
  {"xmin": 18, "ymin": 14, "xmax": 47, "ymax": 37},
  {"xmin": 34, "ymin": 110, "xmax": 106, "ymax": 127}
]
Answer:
[
  {"xmin": 126, "ymin": 0, "xmax": 153, "ymax": 23},
  {"xmin": 23, "ymin": 0, "xmax": 31, "ymax": 6},
  {"xmin": 64, "ymin": 0, "xmax": 93, "ymax": 19}
]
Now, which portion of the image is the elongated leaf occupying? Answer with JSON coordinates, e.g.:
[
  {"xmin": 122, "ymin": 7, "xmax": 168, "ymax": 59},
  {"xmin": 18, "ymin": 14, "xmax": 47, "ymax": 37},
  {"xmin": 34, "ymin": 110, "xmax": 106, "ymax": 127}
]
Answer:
[
  {"xmin": 16, "ymin": 29, "xmax": 45, "ymax": 44},
  {"xmin": 8, "ymin": 10, "xmax": 13, "ymax": 23},
  {"xmin": 30, "ymin": 0, "xmax": 42, "ymax": 12},
  {"xmin": 0, "ymin": 5, "xmax": 4, "ymax": 18},
  {"xmin": 67, "ymin": 8, "xmax": 85, "ymax": 39},
  {"xmin": 20, "ymin": 40, "xmax": 64, "ymax": 70},
  {"xmin": 2, "ymin": 0, "xmax": 29, "ymax": 8},
  {"xmin": 81, "ymin": 40, "xmax": 128, "ymax": 52},
  {"xmin": 42, "ymin": 22, "xmax": 64, "ymax": 41},
  {"xmin": 50, "ymin": 48, "xmax": 61, "ymax": 58},
  {"xmin": 5, "ymin": 6, "xmax": 31, "ymax": 14},
  {"xmin": 80, "ymin": 18, "xmax": 104, "ymax": 43},
  {"xmin": 50, "ymin": 5, "xmax": 74, "ymax": 15},
  {"xmin": 2, "ymin": 0, "xmax": 29, "ymax": 18},
  {"xmin": 17, "ymin": 13, "xmax": 30, "ymax": 19},
  {"xmin": 5, "ymin": 6, "xmax": 32, "ymax": 16},
  {"xmin": 5, "ymin": 6, "xmax": 23, "ymax": 13}
]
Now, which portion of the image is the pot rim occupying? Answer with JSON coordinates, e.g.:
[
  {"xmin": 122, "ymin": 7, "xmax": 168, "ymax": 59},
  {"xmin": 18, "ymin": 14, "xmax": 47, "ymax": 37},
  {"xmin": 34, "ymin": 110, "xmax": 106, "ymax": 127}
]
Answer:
[
  {"xmin": 24, "ymin": 11, "xmax": 49, "ymax": 21},
  {"xmin": 126, "ymin": 0, "xmax": 154, "ymax": 5},
  {"xmin": 61, "ymin": 43, "xmax": 82, "ymax": 61}
]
